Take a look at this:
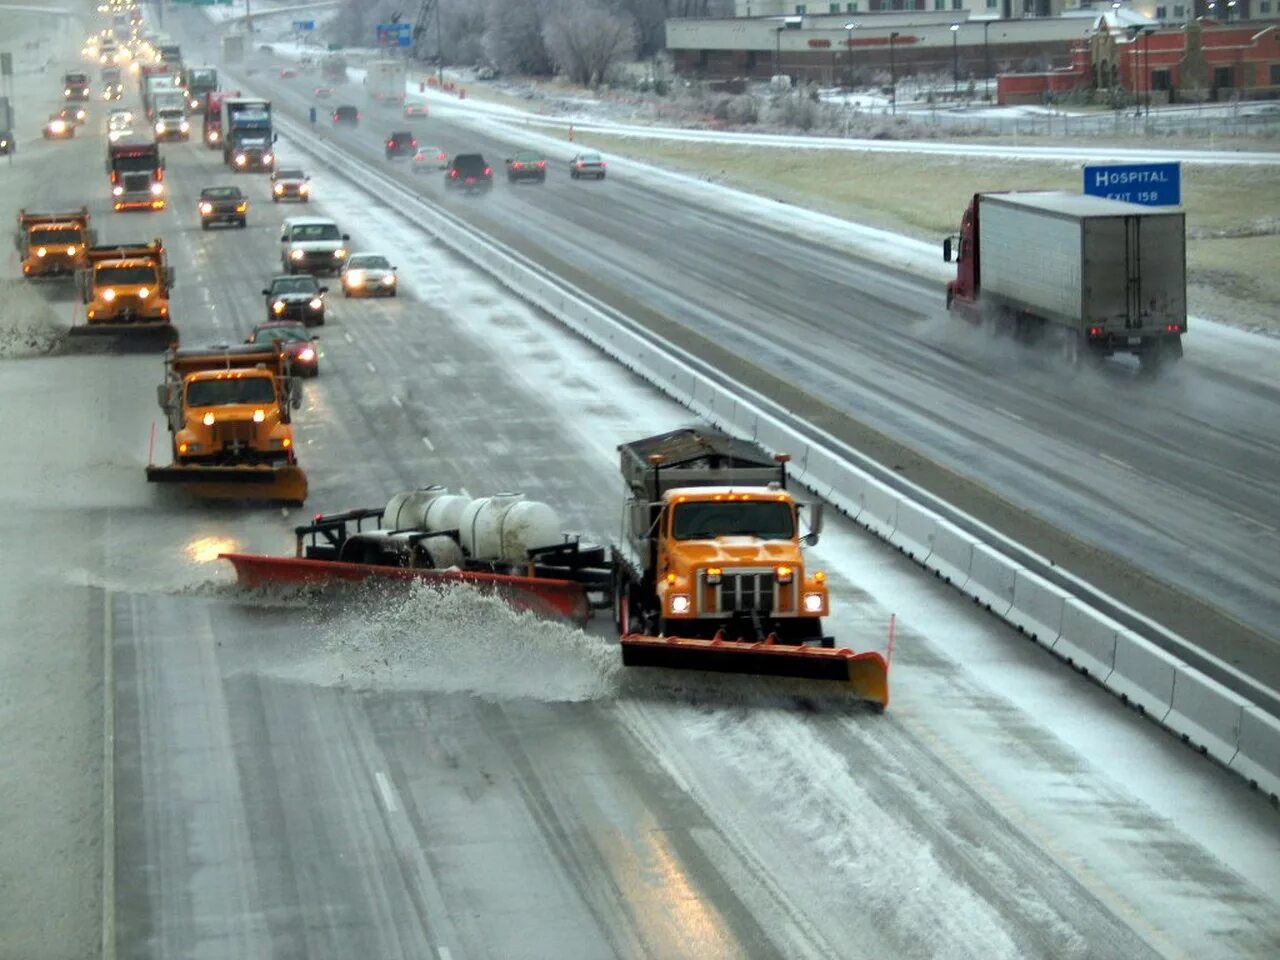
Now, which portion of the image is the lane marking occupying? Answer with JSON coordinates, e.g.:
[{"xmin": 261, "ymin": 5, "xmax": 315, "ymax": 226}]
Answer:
[
  {"xmin": 422, "ymin": 436, "xmax": 434, "ymax": 451},
  {"xmin": 992, "ymin": 406, "xmax": 1024, "ymax": 423},
  {"xmin": 374, "ymin": 771, "xmax": 398, "ymax": 813},
  {"xmin": 343, "ymin": 331, "xmax": 353, "ymax": 343},
  {"xmin": 101, "ymin": 588, "xmax": 116, "ymax": 960},
  {"xmin": 391, "ymin": 395, "xmax": 403, "ymax": 408},
  {"xmin": 1098, "ymin": 452, "xmax": 1132, "ymax": 471},
  {"xmin": 366, "ymin": 360, "xmax": 376, "ymax": 373}
]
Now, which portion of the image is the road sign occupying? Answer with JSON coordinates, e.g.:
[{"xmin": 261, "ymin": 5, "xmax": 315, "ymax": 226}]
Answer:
[
  {"xmin": 375, "ymin": 23, "xmax": 411, "ymax": 48},
  {"xmin": 293, "ymin": 20, "xmax": 315, "ymax": 32},
  {"xmin": 1083, "ymin": 162, "xmax": 1181, "ymax": 207}
]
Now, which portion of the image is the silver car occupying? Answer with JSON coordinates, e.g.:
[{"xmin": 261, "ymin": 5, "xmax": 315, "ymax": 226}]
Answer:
[
  {"xmin": 339, "ymin": 252, "xmax": 398, "ymax": 298},
  {"xmin": 569, "ymin": 151, "xmax": 606, "ymax": 180}
]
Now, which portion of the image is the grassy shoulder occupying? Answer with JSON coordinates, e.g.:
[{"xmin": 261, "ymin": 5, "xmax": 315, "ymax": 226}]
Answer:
[{"xmin": 578, "ymin": 133, "xmax": 1280, "ymax": 333}]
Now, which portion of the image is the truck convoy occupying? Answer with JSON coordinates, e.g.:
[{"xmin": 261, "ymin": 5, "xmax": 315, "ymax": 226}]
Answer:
[
  {"xmin": 72, "ymin": 238, "xmax": 176, "ymax": 346},
  {"xmin": 366, "ymin": 60, "xmax": 406, "ymax": 103},
  {"xmin": 63, "ymin": 71, "xmax": 91, "ymax": 101},
  {"xmin": 107, "ymin": 138, "xmax": 165, "ymax": 210},
  {"xmin": 147, "ymin": 344, "xmax": 307, "ymax": 504},
  {"xmin": 944, "ymin": 191, "xmax": 1187, "ymax": 373},
  {"xmin": 16, "ymin": 208, "xmax": 93, "ymax": 278},
  {"xmin": 202, "ymin": 89, "xmax": 240, "ymax": 147},
  {"xmin": 220, "ymin": 429, "xmax": 890, "ymax": 707},
  {"xmin": 220, "ymin": 97, "xmax": 274, "ymax": 172}
]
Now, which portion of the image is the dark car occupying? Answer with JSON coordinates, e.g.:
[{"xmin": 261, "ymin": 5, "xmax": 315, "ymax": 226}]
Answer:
[
  {"xmin": 332, "ymin": 105, "xmax": 359, "ymax": 127},
  {"xmin": 569, "ymin": 151, "xmax": 606, "ymax": 180},
  {"xmin": 505, "ymin": 150, "xmax": 547, "ymax": 184},
  {"xmin": 247, "ymin": 320, "xmax": 319, "ymax": 376},
  {"xmin": 445, "ymin": 153, "xmax": 492, "ymax": 193},
  {"xmin": 385, "ymin": 130, "xmax": 417, "ymax": 160},
  {"xmin": 198, "ymin": 185, "xmax": 248, "ymax": 229},
  {"xmin": 263, "ymin": 274, "xmax": 328, "ymax": 327}
]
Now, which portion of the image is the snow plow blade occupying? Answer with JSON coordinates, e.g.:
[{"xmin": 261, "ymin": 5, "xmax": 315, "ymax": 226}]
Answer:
[
  {"xmin": 146, "ymin": 464, "xmax": 308, "ymax": 504},
  {"xmin": 68, "ymin": 322, "xmax": 178, "ymax": 350},
  {"xmin": 620, "ymin": 634, "xmax": 890, "ymax": 709},
  {"xmin": 219, "ymin": 553, "xmax": 593, "ymax": 625}
]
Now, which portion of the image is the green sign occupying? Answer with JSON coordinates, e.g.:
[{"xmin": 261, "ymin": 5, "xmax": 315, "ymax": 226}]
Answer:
[{"xmin": 327, "ymin": 43, "xmax": 342, "ymax": 51}]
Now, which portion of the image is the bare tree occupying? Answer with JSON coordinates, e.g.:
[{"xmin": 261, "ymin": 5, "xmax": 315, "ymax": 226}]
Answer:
[
  {"xmin": 484, "ymin": 0, "xmax": 556, "ymax": 75},
  {"xmin": 441, "ymin": 0, "xmax": 487, "ymax": 66},
  {"xmin": 543, "ymin": 0, "xmax": 636, "ymax": 88}
]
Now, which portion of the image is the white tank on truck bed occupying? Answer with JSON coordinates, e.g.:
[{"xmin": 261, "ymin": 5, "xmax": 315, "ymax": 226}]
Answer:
[{"xmin": 976, "ymin": 191, "xmax": 1186, "ymax": 335}]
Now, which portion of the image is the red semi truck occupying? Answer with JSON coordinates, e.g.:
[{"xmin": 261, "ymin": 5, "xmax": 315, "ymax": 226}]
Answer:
[{"xmin": 202, "ymin": 89, "xmax": 241, "ymax": 148}]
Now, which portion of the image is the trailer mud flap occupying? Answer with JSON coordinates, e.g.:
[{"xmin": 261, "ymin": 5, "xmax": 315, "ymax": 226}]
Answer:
[
  {"xmin": 146, "ymin": 464, "xmax": 308, "ymax": 504},
  {"xmin": 219, "ymin": 553, "xmax": 593, "ymax": 625},
  {"xmin": 619, "ymin": 634, "xmax": 890, "ymax": 709},
  {"xmin": 67, "ymin": 322, "xmax": 178, "ymax": 349}
]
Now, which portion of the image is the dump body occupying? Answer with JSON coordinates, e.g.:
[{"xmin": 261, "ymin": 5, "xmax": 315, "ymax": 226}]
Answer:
[
  {"xmin": 366, "ymin": 60, "xmax": 406, "ymax": 103},
  {"xmin": 17, "ymin": 208, "xmax": 91, "ymax": 277},
  {"xmin": 220, "ymin": 97, "xmax": 273, "ymax": 171},
  {"xmin": 945, "ymin": 191, "xmax": 1186, "ymax": 366},
  {"xmin": 202, "ymin": 89, "xmax": 240, "ymax": 147},
  {"xmin": 148, "ymin": 344, "xmax": 306, "ymax": 502},
  {"xmin": 74, "ymin": 239, "xmax": 176, "ymax": 345},
  {"xmin": 107, "ymin": 139, "xmax": 165, "ymax": 210}
]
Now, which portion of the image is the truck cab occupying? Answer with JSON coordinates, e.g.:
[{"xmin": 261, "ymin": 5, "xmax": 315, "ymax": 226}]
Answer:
[
  {"xmin": 63, "ymin": 71, "xmax": 91, "ymax": 101},
  {"xmin": 82, "ymin": 240, "xmax": 173, "ymax": 327},
  {"xmin": 107, "ymin": 139, "xmax": 165, "ymax": 210},
  {"xmin": 17, "ymin": 208, "xmax": 92, "ymax": 277}
]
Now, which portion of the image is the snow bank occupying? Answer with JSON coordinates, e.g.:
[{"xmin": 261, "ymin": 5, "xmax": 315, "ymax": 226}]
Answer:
[{"xmin": 0, "ymin": 278, "xmax": 71, "ymax": 357}]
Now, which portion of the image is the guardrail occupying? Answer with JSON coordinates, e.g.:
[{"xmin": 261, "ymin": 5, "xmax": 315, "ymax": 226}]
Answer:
[{"xmin": 272, "ymin": 112, "xmax": 1280, "ymax": 806}]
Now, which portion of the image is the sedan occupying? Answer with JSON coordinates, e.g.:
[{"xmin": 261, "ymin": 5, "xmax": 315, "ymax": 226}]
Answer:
[
  {"xmin": 506, "ymin": 150, "xmax": 547, "ymax": 184},
  {"xmin": 412, "ymin": 146, "xmax": 448, "ymax": 173},
  {"xmin": 403, "ymin": 103, "xmax": 429, "ymax": 119},
  {"xmin": 569, "ymin": 151, "xmax": 606, "ymax": 180},
  {"xmin": 314, "ymin": 86, "xmax": 335, "ymax": 99},
  {"xmin": 42, "ymin": 116, "xmax": 75, "ymax": 139},
  {"xmin": 247, "ymin": 321, "xmax": 320, "ymax": 376},
  {"xmin": 263, "ymin": 275, "xmax": 328, "ymax": 326},
  {"xmin": 339, "ymin": 252, "xmax": 398, "ymax": 298}
]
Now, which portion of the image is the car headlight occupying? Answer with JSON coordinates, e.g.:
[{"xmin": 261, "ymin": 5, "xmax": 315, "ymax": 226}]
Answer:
[
  {"xmin": 36, "ymin": 247, "xmax": 47, "ymax": 258},
  {"xmin": 64, "ymin": 88, "xmax": 72, "ymax": 96},
  {"xmin": 333, "ymin": 248, "xmax": 347, "ymax": 259},
  {"xmin": 299, "ymin": 184, "xmax": 310, "ymax": 194},
  {"xmin": 236, "ymin": 202, "xmax": 247, "ymax": 213},
  {"xmin": 272, "ymin": 300, "xmax": 285, "ymax": 314},
  {"xmin": 112, "ymin": 185, "xmax": 124, "ymax": 196},
  {"xmin": 137, "ymin": 286, "xmax": 149, "ymax": 299},
  {"xmin": 108, "ymin": 130, "xmax": 120, "ymax": 141},
  {"xmin": 668, "ymin": 594, "xmax": 692, "ymax": 615},
  {"xmin": 235, "ymin": 154, "xmax": 246, "ymax": 166},
  {"xmin": 273, "ymin": 183, "xmax": 284, "ymax": 194},
  {"xmin": 208, "ymin": 130, "xmax": 219, "ymax": 142},
  {"xmin": 51, "ymin": 120, "xmax": 67, "ymax": 133},
  {"xmin": 298, "ymin": 347, "xmax": 316, "ymax": 362},
  {"xmin": 346, "ymin": 271, "xmax": 364, "ymax": 288},
  {"xmin": 199, "ymin": 201, "xmax": 212, "ymax": 214},
  {"xmin": 290, "ymin": 250, "xmax": 304, "ymax": 260},
  {"xmin": 262, "ymin": 153, "xmax": 273, "ymax": 165},
  {"xmin": 802, "ymin": 592, "xmax": 825, "ymax": 613},
  {"xmin": 150, "ymin": 182, "xmax": 164, "ymax": 195},
  {"xmin": 308, "ymin": 297, "xmax": 323, "ymax": 311},
  {"xmin": 102, "ymin": 288, "xmax": 116, "ymax": 302},
  {"xmin": 155, "ymin": 121, "xmax": 164, "ymax": 133},
  {"xmin": 380, "ymin": 274, "xmax": 395, "ymax": 286},
  {"xmin": 179, "ymin": 120, "xmax": 189, "ymax": 132}
]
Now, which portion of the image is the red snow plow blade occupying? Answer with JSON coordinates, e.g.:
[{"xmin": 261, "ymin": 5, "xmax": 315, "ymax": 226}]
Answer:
[
  {"xmin": 220, "ymin": 552, "xmax": 593, "ymax": 625},
  {"xmin": 620, "ymin": 633, "xmax": 890, "ymax": 709}
]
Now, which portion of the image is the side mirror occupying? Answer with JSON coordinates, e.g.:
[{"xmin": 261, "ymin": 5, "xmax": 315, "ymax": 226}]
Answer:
[
  {"xmin": 319, "ymin": 286, "xmax": 329, "ymax": 294},
  {"xmin": 272, "ymin": 132, "xmax": 278, "ymax": 143},
  {"xmin": 261, "ymin": 289, "xmax": 270, "ymax": 296},
  {"xmin": 341, "ymin": 233, "xmax": 350, "ymax": 241},
  {"xmin": 166, "ymin": 266, "xmax": 176, "ymax": 287},
  {"xmin": 391, "ymin": 266, "xmax": 397, "ymax": 271},
  {"xmin": 155, "ymin": 383, "xmax": 167, "ymax": 408},
  {"xmin": 280, "ymin": 236, "xmax": 287, "ymax": 243},
  {"xmin": 801, "ymin": 502, "xmax": 823, "ymax": 547},
  {"xmin": 942, "ymin": 237, "xmax": 953, "ymax": 263}
]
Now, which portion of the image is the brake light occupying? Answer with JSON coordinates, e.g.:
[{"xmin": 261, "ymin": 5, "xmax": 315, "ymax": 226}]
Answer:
[
  {"xmin": 1165, "ymin": 323, "xmax": 1183, "ymax": 332},
  {"xmin": 1087, "ymin": 326, "xmax": 1105, "ymax": 338},
  {"xmin": 512, "ymin": 162, "xmax": 522, "ymax": 170},
  {"xmin": 483, "ymin": 167, "xmax": 491, "ymax": 176},
  {"xmin": 536, "ymin": 160, "xmax": 546, "ymax": 168},
  {"xmin": 600, "ymin": 161, "xmax": 607, "ymax": 168},
  {"xmin": 387, "ymin": 139, "xmax": 394, "ymax": 146},
  {"xmin": 449, "ymin": 169, "xmax": 457, "ymax": 177},
  {"xmin": 576, "ymin": 161, "xmax": 583, "ymax": 168},
  {"xmin": 411, "ymin": 139, "xmax": 417, "ymax": 146}
]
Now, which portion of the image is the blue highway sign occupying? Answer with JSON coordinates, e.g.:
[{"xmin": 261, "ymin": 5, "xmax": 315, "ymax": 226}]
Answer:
[{"xmin": 1083, "ymin": 162, "xmax": 1181, "ymax": 207}]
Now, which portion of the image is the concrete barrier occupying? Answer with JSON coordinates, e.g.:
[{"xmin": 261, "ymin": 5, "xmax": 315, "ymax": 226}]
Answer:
[
  {"xmin": 965, "ymin": 543, "xmax": 1016, "ymax": 617},
  {"xmin": 857, "ymin": 480, "xmax": 899, "ymax": 539},
  {"xmin": 922, "ymin": 520, "xmax": 975, "ymax": 588},
  {"xmin": 889, "ymin": 499, "xmax": 938, "ymax": 562},
  {"xmin": 1165, "ymin": 665, "xmax": 1246, "ymax": 764},
  {"xmin": 1108, "ymin": 632, "xmax": 1178, "ymax": 722},
  {"xmin": 1230, "ymin": 707, "xmax": 1280, "ymax": 800},
  {"xmin": 1053, "ymin": 599, "xmax": 1118, "ymax": 680},
  {"xmin": 1008, "ymin": 569, "xmax": 1070, "ymax": 645}
]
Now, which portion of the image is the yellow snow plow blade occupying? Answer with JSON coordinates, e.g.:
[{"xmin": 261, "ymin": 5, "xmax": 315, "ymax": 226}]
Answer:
[
  {"xmin": 145, "ymin": 463, "xmax": 308, "ymax": 505},
  {"xmin": 619, "ymin": 634, "xmax": 890, "ymax": 710},
  {"xmin": 68, "ymin": 321, "xmax": 178, "ymax": 350}
]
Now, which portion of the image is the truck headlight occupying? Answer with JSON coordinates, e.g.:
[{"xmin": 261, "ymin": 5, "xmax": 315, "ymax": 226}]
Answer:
[
  {"xmin": 252, "ymin": 409, "xmax": 266, "ymax": 423},
  {"xmin": 102, "ymin": 288, "xmax": 116, "ymax": 302},
  {"xmin": 668, "ymin": 594, "xmax": 692, "ymax": 615},
  {"xmin": 202, "ymin": 412, "xmax": 215, "ymax": 426},
  {"xmin": 208, "ymin": 130, "xmax": 219, "ymax": 142},
  {"xmin": 137, "ymin": 287, "xmax": 149, "ymax": 299},
  {"xmin": 66, "ymin": 245, "xmax": 76, "ymax": 256},
  {"xmin": 154, "ymin": 120, "xmax": 164, "ymax": 133},
  {"xmin": 179, "ymin": 120, "xmax": 189, "ymax": 132},
  {"xmin": 235, "ymin": 202, "xmax": 247, "ymax": 213},
  {"xmin": 36, "ymin": 247, "xmax": 47, "ymax": 258},
  {"xmin": 262, "ymin": 153, "xmax": 273, "ymax": 164},
  {"xmin": 272, "ymin": 300, "xmax": 285, "ymax": 314},
  {"xmin": 290, "ymin": 250, "xmax": 304, "ymax": 261},
  {"xmin": 150, "ymin": 181, "xmax": 164, "ymax": 195},
  {"xmin": 775, "ymin": 565, "xmax": 793, "ymax": 584},
  {"xmin": 273, "ymin": 183, "xmax": 284, "ymax": 194},
  {"xmin": 199, "ymin": 201, "xmax": 212, "ymax": 214},
  {"xmin": 333, "ymin": 248, "xmax": 347, "ymax": 259},
  {"xmin": 235, "ymin": 153, "xmax": 247, "ymax": 166},
  {"xmin": 112, "ymin": 185, "xmax": 124, "ymax": 195},
  {"xmin": 802, "ymin": 593, "xmax": 825, "ymax": 613}
]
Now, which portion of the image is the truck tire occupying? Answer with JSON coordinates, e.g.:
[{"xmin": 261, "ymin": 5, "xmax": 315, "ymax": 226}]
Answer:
[{"xmin": 612, "ymin": 571, "xmax": 631, "ymax": 635}]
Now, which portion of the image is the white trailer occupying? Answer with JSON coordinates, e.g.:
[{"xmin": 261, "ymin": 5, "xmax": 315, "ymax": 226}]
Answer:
[{"xmin": 366, "ymin": 59, "xmax": 406, "ymax": 103}]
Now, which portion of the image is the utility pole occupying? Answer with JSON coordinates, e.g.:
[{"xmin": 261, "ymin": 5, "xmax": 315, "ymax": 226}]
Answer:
[
  {"xmin": 983, "ymin": 20, "xmax": 992, "ymax": 101},
  {"xmin": 950, "ymin": 23, "xmax": 960, "ymax": 96},
  {"xmin": 844, "ymin": 22, "xmax": 858, "ymax": 90},
  {"xmin": 436, "ymin": 0, "xmax": 443, "ymax": 88},
  {"xmin": 889, "ymin": 31, "xmax": 899, "ymax": 115}
]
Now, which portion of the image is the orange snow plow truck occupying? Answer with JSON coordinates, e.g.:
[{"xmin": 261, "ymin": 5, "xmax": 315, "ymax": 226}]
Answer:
[
  {"xmin": 72, "ymin": 238, "xmax": 176, "ymax": 347},
  {"xmin": 147, "ymin": 343, "xmax": 307, "ymax": 504},
  {"xmin": 16, "ymin": 207, "xmax": 93, "ymax": 278},
  {"xmin": 219, "ymin": 428, "xmax": 888, "ymax": 707}
]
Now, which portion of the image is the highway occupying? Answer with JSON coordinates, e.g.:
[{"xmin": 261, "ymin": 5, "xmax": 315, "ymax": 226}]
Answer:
[
  {"xmin": 2, "ymin": 4, "xmax": 1280, "ymax": 958},
  {"xmin": 172, "ymin": 26, "xmax": 1280, "ymax": 692}
]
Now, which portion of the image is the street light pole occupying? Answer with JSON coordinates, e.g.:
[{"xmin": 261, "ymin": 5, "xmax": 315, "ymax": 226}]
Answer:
[
  {"xmin": 950, "ymin": 23, "xmax": 960, "ymax": 96},
  {"xmin": 983, "ymin": 20, "xmax": 992, "ymax": 100},
  {"xmin": 775, "ymin": 26, "xmax": 783, "ymax": 79},
  {"xmin": 1143, "ymin": 26, "xmax": 1154, "ymax": 116},
  {"xmin": 889, "ymin": 31, "xmax": 899, "ymax": 115},
  {"xmin": 844, "ymin": 22, "xmax": 858, "ymax": 90}
]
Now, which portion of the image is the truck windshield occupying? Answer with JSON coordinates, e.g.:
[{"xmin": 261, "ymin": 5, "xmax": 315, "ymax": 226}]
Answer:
[
  {"xmin": 187, "ymin": 377, "xmax": 275, "ymax": 407},
  {"xmin": 188, "ymin": 69, "xmax": 215, "ymax": 85},
  {"xmin": 30, "ymin": 228, "xmax": 83, "ymax": 245},
  {"xmin": 112, "ymin": 155, "xmax": 156, "ymax": 172},
  {"xmin": 96, "ymin": 265, "xmax": 157, "ymax": 286},
  {"xmin": 671, "ymin": 501, "xmax": 794, "ymax": 541}
]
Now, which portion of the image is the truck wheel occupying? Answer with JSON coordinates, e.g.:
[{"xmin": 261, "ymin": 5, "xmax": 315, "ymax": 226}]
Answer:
[{"xmin": 612, "ymin": 574, "xmax": 630, "ymax": 635}]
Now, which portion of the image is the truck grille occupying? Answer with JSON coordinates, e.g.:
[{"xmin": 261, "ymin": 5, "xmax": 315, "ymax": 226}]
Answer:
[
  {"xmin": 716, "ymin": 570, "xmax": 774, "ymax": 614},
  {"xmin": 123, "ymin": 173, "xmax": 150, "ymax": 192},
  {"xmin": 212, "ymin": 421, "xmax": 255, "ymax": 448}
]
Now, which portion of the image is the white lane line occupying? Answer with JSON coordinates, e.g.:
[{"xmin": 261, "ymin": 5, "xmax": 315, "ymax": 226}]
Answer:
[
  {"xmin": 280, "ymin": 506, "xmax": 289, "ymax": 518},
  {"xmin": 1099, "ymin": 453, "xmax": 1131, "ymax": 471},
  {"xmin": 374, "ymin": 771, "xmax": 398, "ymax": 813},
  {"xmin": 366, "ymin": 360, "xmax": 376, "ymax": 373},
  {"xmin": 437, "ymin": 947, "xmax": 454, "ymax": 960},
  {"xmin": 422, "ymin": 436, "xmax": 434, "ymax": 451},
  {"xmin": 391, "ymin": 395, "xmax": 403, "ymax": 408},
  {"xmin": 101, "ymin": 588, "xmax": 115, "ymax": 960},
  {"xmin": 343, "ymin": 331, "xmax": 353, "ymax": 343},
  {"xmin": 993, "ymin": 406, "xmax": 1024, "ymax": 423}
]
